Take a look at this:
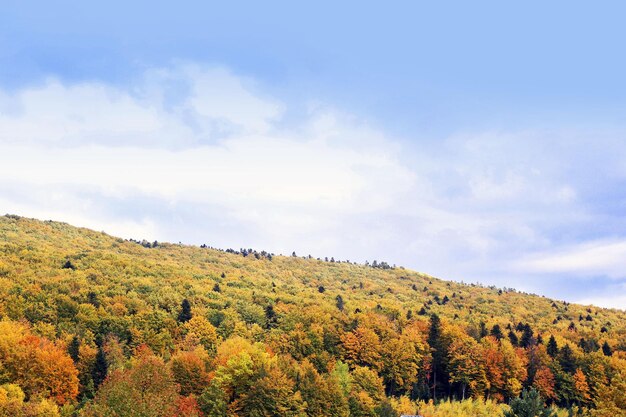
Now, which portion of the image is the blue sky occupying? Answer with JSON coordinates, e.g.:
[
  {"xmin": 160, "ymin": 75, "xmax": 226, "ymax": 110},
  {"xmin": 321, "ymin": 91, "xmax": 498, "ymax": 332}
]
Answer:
[{"xmin": 1, "ymin": 1, "xmax": 626, "ymax": 308}]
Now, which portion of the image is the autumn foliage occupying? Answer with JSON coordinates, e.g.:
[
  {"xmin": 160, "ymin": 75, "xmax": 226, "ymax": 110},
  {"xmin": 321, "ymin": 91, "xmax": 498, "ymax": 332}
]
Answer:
[{"xmin": 0, "ymin": 215, "xmax": 624, "ymax": 416}]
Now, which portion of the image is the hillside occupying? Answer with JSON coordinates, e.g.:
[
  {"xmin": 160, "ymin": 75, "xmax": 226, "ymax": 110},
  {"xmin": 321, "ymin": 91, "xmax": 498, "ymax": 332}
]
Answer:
[{"xmin": 0, "ymin": 214, "xmax": 624, "ymax": 416}]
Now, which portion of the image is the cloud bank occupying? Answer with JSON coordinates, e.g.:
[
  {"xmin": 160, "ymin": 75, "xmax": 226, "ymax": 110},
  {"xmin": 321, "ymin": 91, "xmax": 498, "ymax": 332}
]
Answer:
[{"xmin": 1, "ymin": 64, "xmax": 625, "ymax": 309}]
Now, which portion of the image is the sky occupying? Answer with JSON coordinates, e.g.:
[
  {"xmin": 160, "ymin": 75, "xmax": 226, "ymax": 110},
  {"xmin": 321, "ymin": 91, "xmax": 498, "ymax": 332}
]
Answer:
[{"xmin": 1, "ymin": 1, "xmax": 626, "ymax": 309}]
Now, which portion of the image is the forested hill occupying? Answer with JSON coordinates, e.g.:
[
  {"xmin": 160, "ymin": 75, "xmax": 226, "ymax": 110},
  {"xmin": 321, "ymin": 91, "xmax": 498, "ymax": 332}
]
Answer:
[{"xmin": 0, "ymin": 214, "xmax": 624, "ymax": 417}]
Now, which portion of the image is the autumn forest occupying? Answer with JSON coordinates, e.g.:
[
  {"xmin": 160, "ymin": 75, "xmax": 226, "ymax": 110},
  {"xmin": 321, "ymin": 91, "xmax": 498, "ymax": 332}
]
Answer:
[{"xmin": 0, "ymin": 215, "xmax": 624, "ymax": 417}]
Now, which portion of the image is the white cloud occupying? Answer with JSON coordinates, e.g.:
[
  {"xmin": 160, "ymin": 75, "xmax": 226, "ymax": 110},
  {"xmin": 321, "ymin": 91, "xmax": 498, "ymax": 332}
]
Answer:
[
  {"xmin": 2, "ymin": 64, "xmax": 626, "ymax": 308},
  {"xmin": 576, "ymin": 283, "xmax": 626, "ymax": 310},
  {"xmin": 0, "ymin": 65, "xmax": 415, "ymax": 248},
  {"xmin": 514, "ymin": 239, "xmax": 626, "ymax": 280}
]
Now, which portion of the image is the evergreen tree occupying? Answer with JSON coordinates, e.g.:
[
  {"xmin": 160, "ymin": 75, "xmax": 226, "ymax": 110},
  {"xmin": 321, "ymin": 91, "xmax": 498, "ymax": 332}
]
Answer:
[
  {"xmin": 508, "ymin": 330, "xmax": 519, "ymax": 346},
  {"xmin": 68, "ymin": 335, "xmax": 80, "ymax": 363},
  {"xmin": 428, "ymin": 314, "xmax": 448, "ymax": 400},
  {"xmin": 92, "ymin": 346, "xmax": 108, "ymax": 389},
  {"xmin": 490, "ymin": 324, "xmax": 504, "ymax": 341},
  {"xmin": 504, "ymin": 388, "xmax": 556, "ymax": 417},
  {"xmin": 265, "ymin": 304, "xmax": 278, "ymax": 329},
  {"xmin": 177, "ymin": 299, "xmax": 192, "ymax": 323},
  {"xmin": 601, "ymin": 341, "xmax": 612, "ymax": 356},
  {"xmin": 479, "ymin": 321, "xmax": 489, "ymax": 339},
  {"xmin": 559, "ymin": 345, "xmax": 576, "ymax": 374},
  {"xmin": 336, "ymin": 295, "xmax": 344, "ymax": 312},
  {"xmin": 547, "ymin": 335, "xmax": 558, "ymax": 358},
  {"xmin": 520, "ymin": 324, "xmax": 534, "ymax": 348}
]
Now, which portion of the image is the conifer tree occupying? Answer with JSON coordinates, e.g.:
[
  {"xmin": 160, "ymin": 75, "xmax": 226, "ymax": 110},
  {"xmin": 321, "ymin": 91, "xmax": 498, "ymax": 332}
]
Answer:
[
  {"xmin": 547, "ymin": 336, "xmax": 558, "ymax": 358},
  {"xmin": 68, "ymin": 335, "xmax": 80, "ymax": 363},
  {"xmin": 504, "ymin": 388, "xmax": 555, "ymax": 417},
  {"xmin": 490, "ymin": 324, "xmax": 504, "ymax": 341},
  {"xmin": 92, "ymin": 346, "xmax": 108, "ymax": 389},
  {"xmin": 177, "ymin": 299, "xmax": 192, "ymax": 323},
  {"xmin": 428, "ymin": 314, "xmax": 448, "ymax": 400},
  {"xmin": 336, "ymin": 295, "xmax": 345, "ymax": 312},
  {"xmin": 520, "ymin": 324, "xmax": 534, "ymax": 348}
]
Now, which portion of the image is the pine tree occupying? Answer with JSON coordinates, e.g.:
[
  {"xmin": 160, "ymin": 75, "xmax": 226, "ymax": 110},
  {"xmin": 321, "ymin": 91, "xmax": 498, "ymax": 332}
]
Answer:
[
  {"xmin": 93, "ymin": 346, "xmax": 108, "ymax": 389},
  {"xmin": 428, "ymin": 314, "xmax": 448, "ymax": 401},
  {"xmin": 559, "ymin": 344, "xmax": 576, "ymax": 374},
  {"xmin": 520, "ymin": 324, "xmax": 534, "ymax": 348},
  {"xmin": 479, "ymin": 321, "xmax": 489, "ymax": 339},
  {"xmin": 547, "ymin": 335, "xmax": 558, "ymax": 358},
  {"xmin": 601, "ymin": 341, "xmax": 612, "ymax": 356},
  {"xmin": 336, "ymin": 295, "xmax": 344, "ymax": 312},
  {"xmin": 68, "ymin": 335, "xmax": 80, "ymax": 363},
  {"xmin": 490, "ymin": 324, "xmax": 504, "ymax": 341},
  {"xmin": 504, "ymin": 388, "xmax": 556, "ymax": 417},
  {"xmin": 265, "ymin": 305, "xmax": 278, "ymax": 329},
  {"xmin": 177, "ymin": 299, "xmax": 192, "ymax": 323}
]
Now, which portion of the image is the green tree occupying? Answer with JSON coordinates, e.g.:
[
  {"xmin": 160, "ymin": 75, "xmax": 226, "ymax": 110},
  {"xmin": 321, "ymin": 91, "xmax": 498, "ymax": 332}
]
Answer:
[
  {"xmin": 547, "ymin": 336, "xmax": 558, "ymax": 358},
  {"xmin": 504, "ymin": 388, "xmax": 556, "ymax": 417},
  {"xmin": 178, "ymin": 299, "xmax": 192, "ymax": 323},
  {"xmin": 428, "ymin": 314, "xmax": 448, "ymax": 400}
]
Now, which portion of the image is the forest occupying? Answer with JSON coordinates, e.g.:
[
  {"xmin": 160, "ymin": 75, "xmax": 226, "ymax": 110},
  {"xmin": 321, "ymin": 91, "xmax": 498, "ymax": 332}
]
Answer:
[{"xmin": 0, "ymin": 215, "xmax": 624, "ymax": 417}]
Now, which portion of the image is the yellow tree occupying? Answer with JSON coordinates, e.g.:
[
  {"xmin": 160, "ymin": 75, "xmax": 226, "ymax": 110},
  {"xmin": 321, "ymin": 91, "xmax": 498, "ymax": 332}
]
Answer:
[
  {"xmin": 447, "ymin": 329, "xmax": 488, "ymax": 399},
  {"xmin": 341, "ymin": 325, "xmax": 382, "ymax": 370}
]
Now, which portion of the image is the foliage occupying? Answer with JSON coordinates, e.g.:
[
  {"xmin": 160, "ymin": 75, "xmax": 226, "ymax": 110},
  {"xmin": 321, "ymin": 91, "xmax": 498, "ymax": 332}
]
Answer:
[
  {"xmin": 503, "ymin": 388, "xmax": 556, "ymax": 417},
  {"xmin": 0, "ymin": 215, "xmax": 624, "ymax": 416}
]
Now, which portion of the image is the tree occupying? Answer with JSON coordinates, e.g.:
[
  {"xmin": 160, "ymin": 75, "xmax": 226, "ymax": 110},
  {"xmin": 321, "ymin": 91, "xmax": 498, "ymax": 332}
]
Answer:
[
  {"xmin": 68, "ymin": 335, "xmax": 81, "ymax": 363},
  {"xmin": 184, "ymin": 315, "xmax": 219, "ymax": 353},
  {"xmin": 336, "ymin": 295, "xmax": 345, "ymax": 312},
  {"xmin": 428, "ymin": 314, "xmax": 448, "ymax": 400},
  {"xmin": 341, "ymin": 325, "xmax": 382, "ymax": 370},
  {"xmin": 447, "ymin": 329, "xmax": 487, "ymax": 399},
  {"xmin": 296, "ymin": 361, "xmax": 349, "ymax": 417},
  {"xmin": 499, "ymin": 339, "xmax": 527, "ymax": 400},
  {"xmin": 479, "ymin": 321, "xmax": 489, "ymax": 339},
  {"xmin": 591, "ymin": 359, "xmax": 626, "ymax": 417},
  {"xmin": 82, "ymin": 348, "xmax": 184, "ymax": 417},
  {"xmin": 235, "ymin": 361, "xmax": 305, "ymax": 416},
  {"xmin": 381, "ymin": 336, "xmax": 421, "ymax": 395},
  {"xmin": 547, "ymin": 336, "xmax": 558, "ymax": 358},
  {"xmin": 520, "ymin": 324, "xmax": 534, "ymax": 348},
  {"xmin": 482, "ymin": 336, "xmax": 505, "ymax": 401},
  {"xmin": 198, "ymin": 382, "xmax": 228, "ymax": 417},
  {"xmin": 0, "ymin": 384, "xmax": 61, "ymax": 416},
  {"xmin": 601, "ymin": 341, "xmax": 612, "ymax": 356},
  {"xmin": 0, "ymin": 321, "xmax": 79, "ymax": 406},
  {"xmin": 170, "ymin": 348, "xmax": 210, "ymax": 396},
  {"xmin": 92, "ymin": 346, "xmax": 108, "ymax": 390},
  {"xmin": 490, "ymin": 324, "xmax": 504, "ymax": 341},
  {"xmin": 533, "ymin": 367, "xmax": 557, "ymax": 402},
  {"xmin": 573, "ymin": 368, "xmax": 591, "ymax": 405},
  {"xmin": 177, "ymin": 299, "xmax": 192, "ymax": 323},
  {"xmin": 504, "ymin": 388, "xmax": 556, "ymax": 417},
  {"xmin": 559, "ymin": 344, "xmax": 576, "ymax": 374},
  {"xmin": 265, "ymin": 304, "xmax": 278, "ymax": 329}
]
